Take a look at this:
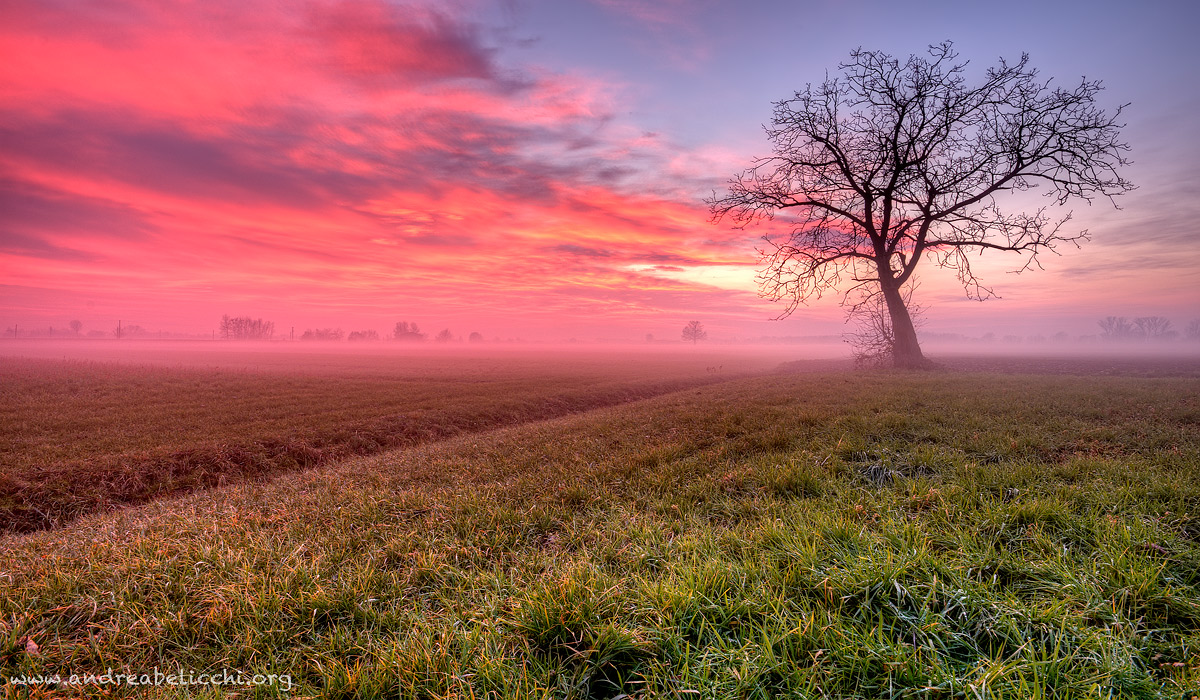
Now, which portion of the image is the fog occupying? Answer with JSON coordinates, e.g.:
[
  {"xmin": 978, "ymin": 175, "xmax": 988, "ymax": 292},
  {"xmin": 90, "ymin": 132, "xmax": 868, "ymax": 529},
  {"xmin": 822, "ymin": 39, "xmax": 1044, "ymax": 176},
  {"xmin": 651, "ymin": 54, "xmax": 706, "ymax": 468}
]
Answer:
[
  {"xmin": 0, "ymin": 338, "xmax": 843, "ymax": 377},
  {"xmin": 1, "ymin": 335, "xmax": 1196, "ymax": 379}
]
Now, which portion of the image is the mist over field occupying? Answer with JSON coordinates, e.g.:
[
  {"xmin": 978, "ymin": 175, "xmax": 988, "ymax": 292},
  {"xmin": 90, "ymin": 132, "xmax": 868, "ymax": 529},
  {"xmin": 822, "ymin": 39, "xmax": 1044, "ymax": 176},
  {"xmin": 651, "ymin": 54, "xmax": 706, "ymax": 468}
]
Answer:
[{"xmin": 2, "ymin": 329, "xmax": 1197, "ymax": 373}]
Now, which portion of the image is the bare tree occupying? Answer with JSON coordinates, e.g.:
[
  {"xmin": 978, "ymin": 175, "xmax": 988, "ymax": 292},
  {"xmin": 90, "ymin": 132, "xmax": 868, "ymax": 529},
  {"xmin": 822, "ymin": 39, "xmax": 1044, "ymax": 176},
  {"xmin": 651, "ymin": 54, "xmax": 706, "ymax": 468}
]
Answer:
[
  {"xmin": 393, "ymin": 321, "xmax": 426, "ymax": 341},
  {"xmin": 681, "ymin": 320, "xmax": 707, "ymax": 345},
  {"xmin": 300, "ymin": 328, "xmax": 343, "ymax": 341},
  {"xmin": 1132, "ymin": 316, "xmax": 1172, "ymax": 340},
  {"xmin": 69, "ymin": 320, "xmax": 83, "ymax": 336},
  {"xmin": 1098, "ymin": 316, "xmax": 1135, "ymax": 340},
  {"xmin": 220, "ymin": 315, "xmax": 275, "ymax": 340},
  {"xmin": 710, "ymin": 42, "xmax": 1133, "ymax": 368},
  {"xmin": 434, "ymin": 328, "xmax": 455, "ymax": 343},
  {"xmin": 1186, "ymin": 319, "xmax": 1200, "ymax": 341}
]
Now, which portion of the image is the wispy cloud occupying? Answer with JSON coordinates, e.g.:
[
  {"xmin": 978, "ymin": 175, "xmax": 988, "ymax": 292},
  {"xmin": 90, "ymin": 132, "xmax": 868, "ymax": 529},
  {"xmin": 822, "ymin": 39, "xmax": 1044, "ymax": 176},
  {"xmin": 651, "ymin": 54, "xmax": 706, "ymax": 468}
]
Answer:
[
  {"xmin": 0, "ymin": 0, "xmax": 760, "ymax": 334},
  {"xmin": 587, "ymin": 0, "xmax": 719, "ymax": 69}
]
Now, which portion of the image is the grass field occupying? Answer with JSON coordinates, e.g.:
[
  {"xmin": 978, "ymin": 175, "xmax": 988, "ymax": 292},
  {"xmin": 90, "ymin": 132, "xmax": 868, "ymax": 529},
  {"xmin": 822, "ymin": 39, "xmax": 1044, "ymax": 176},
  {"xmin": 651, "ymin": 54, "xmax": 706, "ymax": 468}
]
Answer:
[
  {"xmin": 0, "ymin": 344, "xmax": 795, "ymax": 533},
  {"xmin": 2, "ymin": 347, "xmax": 1199, "ymax": 698}
]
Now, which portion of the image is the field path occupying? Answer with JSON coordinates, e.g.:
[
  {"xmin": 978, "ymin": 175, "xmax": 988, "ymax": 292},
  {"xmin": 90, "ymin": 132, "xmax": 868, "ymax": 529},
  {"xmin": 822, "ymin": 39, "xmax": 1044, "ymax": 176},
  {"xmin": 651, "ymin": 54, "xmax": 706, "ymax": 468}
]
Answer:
[{"xmin": 3, "ymin": 364, "xmax": 768, "ymax": 534}]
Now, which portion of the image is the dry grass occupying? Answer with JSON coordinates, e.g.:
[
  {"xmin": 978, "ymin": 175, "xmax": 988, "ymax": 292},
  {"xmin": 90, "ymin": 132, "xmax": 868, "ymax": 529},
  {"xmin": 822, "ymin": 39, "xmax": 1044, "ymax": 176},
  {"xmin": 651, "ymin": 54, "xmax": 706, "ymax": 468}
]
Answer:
[
  {"xmin": 1, "ymin": 357, "xmax": 1198, "ymax": 698},
  {"xmin": 0, "ymin": 346, "xmax": 793, "ymax": 533}
]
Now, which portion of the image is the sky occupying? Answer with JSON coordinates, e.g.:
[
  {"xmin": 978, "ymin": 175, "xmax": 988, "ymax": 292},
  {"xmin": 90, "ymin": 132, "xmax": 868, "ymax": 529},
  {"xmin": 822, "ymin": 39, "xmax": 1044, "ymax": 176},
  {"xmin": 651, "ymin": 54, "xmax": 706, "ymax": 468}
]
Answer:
[{"xmin": 2, "ymin": 0, "xmax": 1197, "ymax": 342}]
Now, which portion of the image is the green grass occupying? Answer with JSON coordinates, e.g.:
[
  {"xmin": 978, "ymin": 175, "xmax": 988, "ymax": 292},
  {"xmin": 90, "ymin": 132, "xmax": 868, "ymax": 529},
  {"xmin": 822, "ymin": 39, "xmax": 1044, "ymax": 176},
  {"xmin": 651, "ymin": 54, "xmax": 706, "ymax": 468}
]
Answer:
[{"xmin": 2, "ymin": 363, "xmax": 1199, "ymax": 698}]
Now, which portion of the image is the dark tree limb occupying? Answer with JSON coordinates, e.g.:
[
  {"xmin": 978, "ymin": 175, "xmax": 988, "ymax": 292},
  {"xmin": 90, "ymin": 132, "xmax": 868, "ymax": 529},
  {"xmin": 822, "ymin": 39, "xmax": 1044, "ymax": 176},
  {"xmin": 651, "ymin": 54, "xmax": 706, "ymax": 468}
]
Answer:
[{"xmin": 709, "ymin": 42, "xmax": 1133, "ymax": 367}]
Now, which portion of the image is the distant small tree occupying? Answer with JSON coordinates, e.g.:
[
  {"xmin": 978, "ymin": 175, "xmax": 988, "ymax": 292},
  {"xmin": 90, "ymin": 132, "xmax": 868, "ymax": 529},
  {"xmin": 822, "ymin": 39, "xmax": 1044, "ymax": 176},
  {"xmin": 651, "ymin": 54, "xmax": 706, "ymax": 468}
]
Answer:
[
  {"xmin": 220, "ymin": 315, "xmax": 275, "ymax": 340},
  {"xmin": 1186, "ymin": 319, "xmax": 1200, "ymax": 340},
  {"xmin": 468, "ymin": 331, "xmax": 484, "ymax": 343},
  {"xmin": 435, "ymin": 328, "xmax": 455, "ymax": 343},
  {"xmin": 347, "ymin": 330, "xmax": 380, "ymax": 341},
  {"xmin": 1133, "ymin": 316, "xmax": 1173, "ymax": 340},
  {"xmin": 681, "ymin": 321, "xmax": 707, "ymax": 345},
  {"xmin": 393, "ymin": 321, "xmax": 426, "ymax": 341},
  {"xmin": 69, "ymin": 320, "xmax": 83, "ymax": 336},
  {"xmin": 300, "ymin": 328, "xmax": 344, "ymax": 341},
  {"xmin": 1098, "ymin": 316, "xmax": 1135, "ymax": 341}
]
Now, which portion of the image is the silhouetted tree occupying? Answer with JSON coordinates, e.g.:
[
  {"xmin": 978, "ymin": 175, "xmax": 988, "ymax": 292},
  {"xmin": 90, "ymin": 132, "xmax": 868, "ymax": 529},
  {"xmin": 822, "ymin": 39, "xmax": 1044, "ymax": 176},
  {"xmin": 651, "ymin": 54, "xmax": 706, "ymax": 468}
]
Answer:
[
  {"xmin": 434, "ymin": 328, "xmax": 455, "ymax": 343},
  {"xmin": 468, "ymin": 331, "xmax": 484, "ymax": 343},
  {"xmin": 220, "ymin": 315, "xmax": 274, "ymax": 340},
  {"xmin": 347, "ymin": 330, "xmax": 380, "ymax": 341},
  {"xmin": 300, "ymin": 328, "xmax": 343, "ymax": 341},
  {"xmin": 1098, "ymin": 316, "xmax": 1135, "ymax": 340},
  {"xmin": 681, "ymin": 320, "xmax": 707, "ymax": 345},
  {"xmin": 1186, "ymin": 319, "xmax": 1200, "ymax": 341},
  {"xmin": 711, "ymin": 42, "xmax": 1133, "ymax": 368},
  {"xmin": 69, "ymin": 320, "xmax": 82, "ymax": 336},
  {"xmin": 393, "ymin": 321, "xmax": 426, "ymax": 341},
  {"xmin": 1132, "ymin": 316, "xmax": 1172, "ymax": 340}
]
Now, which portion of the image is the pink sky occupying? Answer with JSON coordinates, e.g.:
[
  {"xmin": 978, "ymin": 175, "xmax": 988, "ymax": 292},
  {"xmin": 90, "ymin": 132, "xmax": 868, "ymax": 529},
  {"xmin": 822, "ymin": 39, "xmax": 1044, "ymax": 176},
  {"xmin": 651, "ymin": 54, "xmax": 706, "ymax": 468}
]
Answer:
[{"xmin": 2, "ymin": 0, "xmax": 1197, "ymax": 342}]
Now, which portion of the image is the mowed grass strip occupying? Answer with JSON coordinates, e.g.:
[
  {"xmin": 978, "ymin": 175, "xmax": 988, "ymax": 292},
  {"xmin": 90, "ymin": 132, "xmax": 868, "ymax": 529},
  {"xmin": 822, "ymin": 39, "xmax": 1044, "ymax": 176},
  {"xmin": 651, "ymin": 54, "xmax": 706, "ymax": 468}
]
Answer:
[
  {"xmin": 0, "ymin": 351, "xmax": 767, "ymax": 533},
  {"xmin": 2, "ymin": 370, "xmax": 1199, "ymax": 698}
]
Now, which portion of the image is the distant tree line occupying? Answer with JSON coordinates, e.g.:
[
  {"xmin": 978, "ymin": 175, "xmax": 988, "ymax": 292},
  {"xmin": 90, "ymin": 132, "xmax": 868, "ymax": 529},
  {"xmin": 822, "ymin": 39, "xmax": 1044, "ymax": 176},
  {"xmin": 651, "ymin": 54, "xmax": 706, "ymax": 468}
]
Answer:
[
  {"xmin": 220, "ymin": 315, "xmax": 275, "ymax": 340},
  {"xmin": 1098, "ymin": 316, "xmax": 1190, "ymax": 341},
  {"xmin": 393, "ymin": 321, "xmax": 425, "ymax": 341},
  {"xmin": 283, "ymin": 320, "xmax": 487, "ymax": 343},
  {"xmin": 923, "ymin": 315, "xmax": 1199, "ymax": 345},
  {"xmin": 300, "ymin": 328, "xmax": 343, "ymax": 341}
]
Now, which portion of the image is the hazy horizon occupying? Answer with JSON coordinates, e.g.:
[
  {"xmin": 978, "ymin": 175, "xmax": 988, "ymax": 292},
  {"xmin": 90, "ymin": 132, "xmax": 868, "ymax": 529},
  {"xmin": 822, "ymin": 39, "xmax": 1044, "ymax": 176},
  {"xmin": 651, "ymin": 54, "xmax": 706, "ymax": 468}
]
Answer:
[{"xmin": 3, "ymin": 335, "xmax": 1198, "ymax": 376}]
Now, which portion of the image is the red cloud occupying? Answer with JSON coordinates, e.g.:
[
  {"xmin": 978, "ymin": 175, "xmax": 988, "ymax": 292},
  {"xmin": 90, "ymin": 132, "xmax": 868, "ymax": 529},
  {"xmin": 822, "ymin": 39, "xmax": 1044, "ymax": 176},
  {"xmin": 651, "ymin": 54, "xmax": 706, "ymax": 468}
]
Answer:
[
  {"xmin": 305, "ymin": 2, "xmax": 498, "ymax": 85},
  {"xmin": 0, "ymin": 0, "xmax": 773, "ymax": 337}
]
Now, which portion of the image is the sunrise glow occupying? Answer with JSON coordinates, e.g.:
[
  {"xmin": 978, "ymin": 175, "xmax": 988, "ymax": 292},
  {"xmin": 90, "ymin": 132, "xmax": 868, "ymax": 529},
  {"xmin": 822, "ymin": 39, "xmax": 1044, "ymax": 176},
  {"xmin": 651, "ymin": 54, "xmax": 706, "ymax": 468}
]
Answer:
[{"xmin": 2, "ymin": 0, "xmax": 1197, "ymax": 342}]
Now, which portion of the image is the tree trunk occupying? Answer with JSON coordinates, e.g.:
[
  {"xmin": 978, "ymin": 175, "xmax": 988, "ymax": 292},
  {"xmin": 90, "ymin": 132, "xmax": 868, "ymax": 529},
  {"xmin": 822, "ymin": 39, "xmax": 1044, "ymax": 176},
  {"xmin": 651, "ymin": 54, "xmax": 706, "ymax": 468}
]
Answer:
[{"xmin": 879, "ymin": 279, "xmax": 928, "ymax": 369}]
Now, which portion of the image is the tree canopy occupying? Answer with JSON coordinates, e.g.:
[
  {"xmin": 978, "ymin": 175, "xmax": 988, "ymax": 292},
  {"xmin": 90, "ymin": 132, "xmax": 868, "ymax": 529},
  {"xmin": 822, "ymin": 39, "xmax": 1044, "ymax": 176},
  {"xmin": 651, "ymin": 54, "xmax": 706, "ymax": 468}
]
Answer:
[
  {"xmin": 711, "ymin": 42, "xmax": 1133, "ymax": 367},
  {"xmin": 682, "ymin": 320, "xmax": 707, "ymax": 345}
]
